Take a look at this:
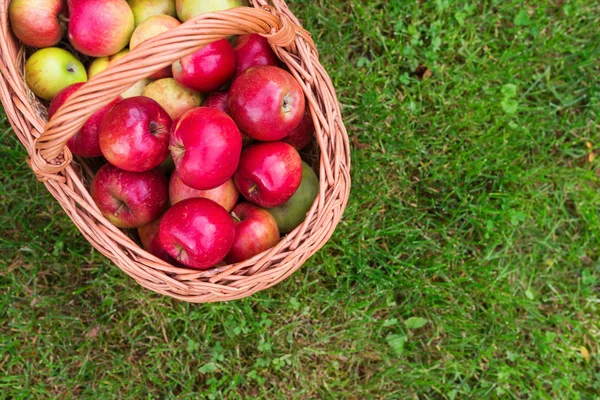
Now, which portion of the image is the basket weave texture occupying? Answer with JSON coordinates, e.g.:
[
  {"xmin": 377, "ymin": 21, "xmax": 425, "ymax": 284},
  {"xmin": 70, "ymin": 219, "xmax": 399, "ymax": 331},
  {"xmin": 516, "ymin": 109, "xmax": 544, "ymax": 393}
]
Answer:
[{"xmin": 0, "ymin": 0, "xmax": 351, "ymax": 302}]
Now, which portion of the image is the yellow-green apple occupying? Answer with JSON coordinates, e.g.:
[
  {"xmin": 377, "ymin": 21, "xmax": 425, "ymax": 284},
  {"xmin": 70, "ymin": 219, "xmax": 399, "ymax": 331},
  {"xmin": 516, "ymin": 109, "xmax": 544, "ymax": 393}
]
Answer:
[
  {"xmin": 25, "ymin": 47, "xmax": 87, "ymax": 101},
  {"xmin": 142, "ymin": 78, "xmax": 203, "ymax": 119},
  {"xmin": 130, "ymin": 15, "xmax": 180, "ymax": 79},
  {"xmin": 169, "ymin": 169, "xmax": 239, "ymax": 211},
  {"xmin": 172, "ymin": 39, "xmax": 236, "ymax": 93},
  {"xmin": 88, "ymin": 49, "xmax": 150, "ymax": 98},
  {"xmin": 176, "ymin": 0, "xmax": 246, "ymax": 22},
  {"xmin": 127, "ymin": 0, "xmax": 176, "ymax": 27},
  {"xmin": 158, "ymin": 198, "xmax": 235, "ymax": 269},
  {"xmin": 233, "ymin": 142, "xmax": 302, "ymax": 208},
  {"xmin": 99, "ymin": 97, "xmax": 172, "ymax": 172},
  {"xmin": 226, "ymin": 203, "xmax": 279, "ymax": 263},
  {"xmin": 48, "ymin": 83, "xmax": 121, "ymax": 157},
  {"xmin": 68, "ymin": 0, "xmax": 135, "ymax": 57},
  {"xmin": 170, "ymin": 107, "xmax": 242, "ymax": 190},
  {"xmin": 267, "ymin": 162, "xmax": 319, "ymax": 234},
  {"xmin": 8, "ymin": 0, "xmax": 67, "ymax": 48},
  {"xmin": 229, "ymin": 66, "xmax": 305, "ymax": 141},
  {"xmin": 282, "ymin": 111, "xmax": 314, "ymax": 151},
  {"xmin": 233, "ymin": 34, "xmax": 278, "ymax": 77},
  {"xmin": 138, "ymin": 216, "xmax": 178, "ymax": 263},
  {"xmin": 91, "ymin": 164, "xmax": 168, "ymax": 229}
]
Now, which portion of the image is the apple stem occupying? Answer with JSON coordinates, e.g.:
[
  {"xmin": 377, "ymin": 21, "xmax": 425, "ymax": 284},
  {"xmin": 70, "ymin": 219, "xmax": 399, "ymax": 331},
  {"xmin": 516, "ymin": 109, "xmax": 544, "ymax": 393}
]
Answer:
[
  {"xmin": 58, "ymin": 14, "xmax": 70, "ymax": 23},
  {"xmin": 114, "ymin": 202, "xmax": 127, "ymax": 217},
  {"xmin": 231, "ymin": 212, "xmax": 242, "ymax": 223}
]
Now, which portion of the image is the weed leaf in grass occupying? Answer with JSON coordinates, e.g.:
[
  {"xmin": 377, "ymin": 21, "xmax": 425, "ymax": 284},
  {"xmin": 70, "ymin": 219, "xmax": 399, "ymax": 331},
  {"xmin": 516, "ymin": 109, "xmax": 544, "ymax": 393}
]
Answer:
[{"xmin": 405, "ymin": 317, "xmax": 428, "ymax": 330}]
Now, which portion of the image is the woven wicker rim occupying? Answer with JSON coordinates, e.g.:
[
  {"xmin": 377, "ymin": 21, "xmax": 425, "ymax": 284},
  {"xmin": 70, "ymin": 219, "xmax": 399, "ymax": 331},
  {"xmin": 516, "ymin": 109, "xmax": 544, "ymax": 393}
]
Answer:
[{"xmin": 0, "ymin": 0, "xmax": 351, "ymax": 303}]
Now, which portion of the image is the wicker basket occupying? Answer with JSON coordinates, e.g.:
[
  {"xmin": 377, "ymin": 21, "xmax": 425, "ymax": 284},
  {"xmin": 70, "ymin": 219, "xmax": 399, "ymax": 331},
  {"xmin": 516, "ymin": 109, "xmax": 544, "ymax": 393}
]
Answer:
[{"xmin": 0, "ymin": 0, "xmax": 350, "ymax": 303}]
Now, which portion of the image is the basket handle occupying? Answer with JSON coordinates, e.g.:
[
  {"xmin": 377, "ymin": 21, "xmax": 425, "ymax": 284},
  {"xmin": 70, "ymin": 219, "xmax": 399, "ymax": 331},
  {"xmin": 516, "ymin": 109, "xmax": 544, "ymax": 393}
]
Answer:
[{"xmin": 30, "ymin": 5, "xmax": 312, "ymax": 181}]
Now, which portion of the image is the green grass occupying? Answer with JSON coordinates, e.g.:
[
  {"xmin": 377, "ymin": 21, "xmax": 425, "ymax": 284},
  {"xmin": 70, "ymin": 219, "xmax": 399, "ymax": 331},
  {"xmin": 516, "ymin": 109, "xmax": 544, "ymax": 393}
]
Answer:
[{"xmin": 1, "ymin": 0, "xmax": 600, "ymax": 398}]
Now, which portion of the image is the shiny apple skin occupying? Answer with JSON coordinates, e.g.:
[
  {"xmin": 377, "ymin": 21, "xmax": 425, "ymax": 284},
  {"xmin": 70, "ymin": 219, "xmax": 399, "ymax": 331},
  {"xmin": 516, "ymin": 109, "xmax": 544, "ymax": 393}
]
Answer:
[
  {"xmin": 234, "ymin": 142, "xmax": 302, "ymax": 208},
  {"xmin": 203, "ymin": 90, "xmax": 230, "ymax": 114},
  {"xmin": 138, "ymin": 217, "xmax": 178, "ymax": 264},
  {"xmin": 233, "ymin": 34, "xmax": 279, "ymax": 77},
  {"xmin": 282, "ymin": 111, "xmax": 314, "ymax": 151},
  {"xmin": 172, "ymin": 39, "xmax": 236, "ymax": 93},
  {"xmin": 49, "ymin": 83, "xmax": 121, "ymax": 158},
  {"xmin": 170, "ymin": 107, "xmax": 242, "ymax": 190},
  {"xmin": 99, "ymin": 96, "xmax": 172, "ymax": 172},
  {"xmin": 226, "ymin": 202, "xmax": 280, "ymax": 264},
  {"xmin": 91, "ymin": 164, "xmax": 169, "ymax": 229},
  {"xmin": 8, "ymin": 0, "xmax": 66, "ymax": 48},
  {"xmin": 68, "ymin": 0, "xmax": 134, "ymax": 57},
  {"xmin": 228, "ymin": 66, "xmax": 305, "ymax": 141},
  {"xmin": 169, "ymin": 169, "xmax": 239, "ymax": 211},
  {"xmin": 158, "ymin": 198, "xmax": 235, "ymax": 269}
]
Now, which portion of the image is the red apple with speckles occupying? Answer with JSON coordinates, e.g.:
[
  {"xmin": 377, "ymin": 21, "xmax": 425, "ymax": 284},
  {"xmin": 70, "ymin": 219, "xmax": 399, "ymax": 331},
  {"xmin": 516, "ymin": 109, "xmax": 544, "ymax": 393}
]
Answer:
[
  {"xmin": 229, "ymin": 66, "xmax": 305, "ymax": 141},
  {"xmin": 99, "ymin": 96, "xmax": 172, "ymax": 172},
  {"xmin": 169, "ymin": 169, "xmax": 239, "ymax": 211},
  {"xmin": 49, "ymin": 83, "xmax": 121, "ymax": 157},
  {"xmin": 226, "ymin": 202, "xmax": 280, "ymax": 264},
  {"xmin": 233, "ymin": 33, "xmax": 279, "ymax": 77},
  {"xmin": 91, "ymin": 164, "xmax": 168, "ymax": 229},
  {"xmin": 172, "ymin": 39, "xmax": 236, "ymax": 93},
  {"xmin": 282, "ymin": 111, "xmax": 314, "ymax": 151},
  {"xmin": 138, "ymin": 216, "xmax": 177, "ymax": 264},
  {"xmin": 170, "ymin": 107, "xmax": 242, "ymax": 190},
  {"xmin": 234, "ymin": 142, "xmax": 302, "ymax": 208},
  {"xmin": 158, "ymin": 198, "xmax": 235, "ymax": 269}
]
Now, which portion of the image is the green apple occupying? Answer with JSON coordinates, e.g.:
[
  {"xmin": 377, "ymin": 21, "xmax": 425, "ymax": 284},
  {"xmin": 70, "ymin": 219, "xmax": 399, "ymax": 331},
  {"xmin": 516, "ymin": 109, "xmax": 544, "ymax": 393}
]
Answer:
[
  {"xmin": 267, "ymin": 162, "xmax": 319, "ymax": 234},
  {"xmin": 128, "ymin": 0, "xmax": 177, "ymax": 27},
  {"xmin": 88, "ymin": 49, "xmax": 150, "ymax": 98},
  {"xmin": 25, "ymin": 48, "xmax": 87, "ymax": 101},
  {"xmin": 176, "ymin": 0, "xmax": 246, "ymax": 22}
]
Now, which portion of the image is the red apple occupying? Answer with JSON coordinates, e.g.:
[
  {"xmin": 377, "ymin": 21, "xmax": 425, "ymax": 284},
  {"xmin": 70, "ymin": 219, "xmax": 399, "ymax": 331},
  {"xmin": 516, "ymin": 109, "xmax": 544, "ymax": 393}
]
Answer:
[
  {"xmin": 233, "ymin": 34, "xmax": 279, "ymax": 77},
  {"xmin": 130, "ymin": 15, "xmax": 181, "ymax": 79},
  {"xmin": 234, "ymin": 142, "xmax": 302, "ymax": 208},
  {"xmin": 138, "ymin": 217, "xmax": 177, "ymax": 263},
  {"xmin": 49, "ymin": 83, "xmax": 121, "ymax": 158},
  {"xmin": 8, "ymin": 0, "xmax": 67, "ymax": 48},
  {"xmin": 170, "ymin": 107, "xmax": 242, "ymax": 190},
  {"xmin": 158, "ymin": 198, "xmax": 235, "ymax": 269},
  {"xmin": 226, "ymin": 203, "xmax": 280, "ymax": 264},
  {"xmin": 203, "ymin": 90, "xmax": 229, "ymax": 114},
  {"xmin": 169, "ymin": 169, "xmax": 239, "ymax": 211},
  {"xmin": 91, "ymin": 164, "xmax": 168, "ymax": 229},
  {"xmin": 99, "ymin": 96, "xmax": 172, "ymax": 172},
  {"xmin": 229, "ymin": 66, "xmax": 305, "ymax": 141},
  {"xmin": 68, "ymin": 0, "xmax": 135, "ymax": 57},
  {"xmin": 282, "ymin": 111, "xmax": 315, "ymax": 151},
  {"xmin": 172, "ymin": 39, "xmax": 236, "ymax": 93}
]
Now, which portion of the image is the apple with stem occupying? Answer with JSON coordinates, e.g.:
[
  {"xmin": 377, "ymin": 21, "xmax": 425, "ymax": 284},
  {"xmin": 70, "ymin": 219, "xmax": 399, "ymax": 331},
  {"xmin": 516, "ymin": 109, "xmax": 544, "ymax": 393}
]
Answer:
[
  {"xmin": 172, "ymin": 39, "xmax": 236, "ymax": 93},
  {"xmin": 25, "ymin": 47, "xmax": 87, "ymax": 101},
  {"xmin": 130, "ymin": 15, "xmax": 181, "ymax": 79},
  {"xmin": 49, "ymin": 83, "xmax": 121, "ymax": 158},
  {"xmin": 229, "ymin": 66, "xmax": 305, "ymax": 141},
  {"xmin": 127, "ymin": 0, "xmax": 176, "ymax": 27},
  {"xmin": 158, "ymin": 198, "xmax": 235, "ymax": 269},
  {"xmin": 8, "ymin": 0, "xmax": 67, "ymax": 48},
  {"xmin": 169, "ymin": 169, "xmax": 239, "ymax": 211},
  {"xmin": 142, "ymin": 78, "xmax": 203, "ymax": 119},
  {"xmin": 170, "ymin": 107, "xmax": 242, "ymax": 190},
  {"xmin": 91, "ymin": 164, "xmax": 169, "ymax": 229},
  {"xmin": 267, "ymin": 162, "xmax": 319, "ymax": 234},
  {"xmin": 226, "ymin": 203, "xmax": 280, "ymax": 263},
  {"xmin": 234, "ymin": 142, "xmax": 302, "ymax": 208},
  {"xmin": 99, "ymin": 97, "xmax": 172, "ymax": 172}
]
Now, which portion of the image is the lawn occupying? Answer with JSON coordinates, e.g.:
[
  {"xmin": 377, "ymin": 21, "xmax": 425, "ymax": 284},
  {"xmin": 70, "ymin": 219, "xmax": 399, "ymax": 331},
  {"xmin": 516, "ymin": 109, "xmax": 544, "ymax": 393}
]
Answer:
[{"xmin": 1, "ymin": 0, "xmax": 600, "ymax": 398}]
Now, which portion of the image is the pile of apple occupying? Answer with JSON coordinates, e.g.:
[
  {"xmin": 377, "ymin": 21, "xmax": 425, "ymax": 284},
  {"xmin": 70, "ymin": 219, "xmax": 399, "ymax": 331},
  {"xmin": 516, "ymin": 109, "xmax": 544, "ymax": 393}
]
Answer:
[{"xmin": 11, "ymin": 0, "xmax": 319, "ymax": 269}]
